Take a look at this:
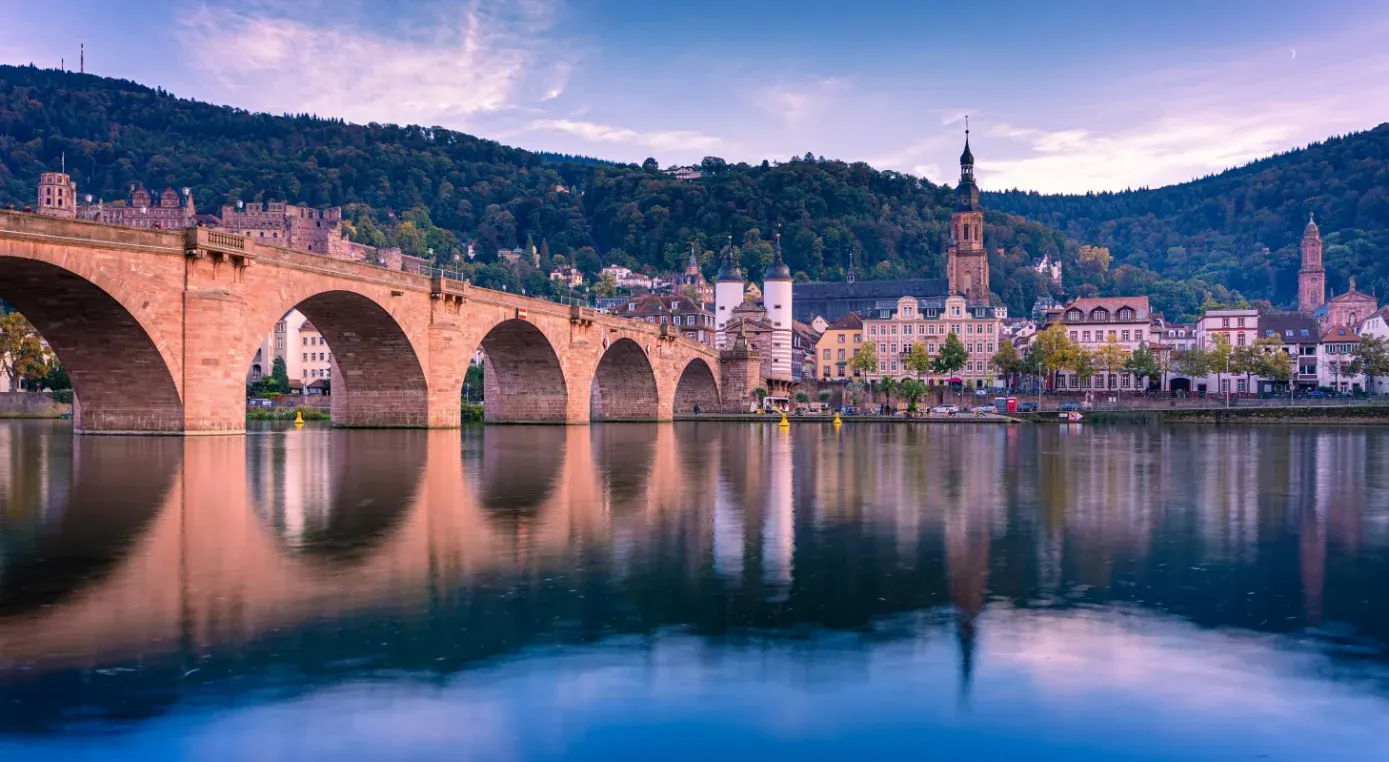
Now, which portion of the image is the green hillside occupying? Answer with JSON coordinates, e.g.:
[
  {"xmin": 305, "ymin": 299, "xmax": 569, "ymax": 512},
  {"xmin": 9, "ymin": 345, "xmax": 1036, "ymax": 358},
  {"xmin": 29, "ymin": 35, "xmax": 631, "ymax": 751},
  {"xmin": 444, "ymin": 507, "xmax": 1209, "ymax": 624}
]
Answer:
[
  {"xmin": 986, "ymin": 124, "xmax": 1389, "ymax": 311},
  {"xmin": 7, "ymin": 64, "xmax": 1378, "ymax": 320},
  {"xmin": 0, "ymin": 64, "xmax": 1069, "ymax": 316}
]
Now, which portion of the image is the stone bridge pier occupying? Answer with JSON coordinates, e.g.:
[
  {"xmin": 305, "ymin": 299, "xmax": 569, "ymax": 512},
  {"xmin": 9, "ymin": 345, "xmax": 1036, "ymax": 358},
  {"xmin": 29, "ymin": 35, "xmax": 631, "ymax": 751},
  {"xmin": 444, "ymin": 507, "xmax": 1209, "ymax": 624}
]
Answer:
[{"xmin": 0, "ymin": 211, "xmax": 741, "ymax": 433}]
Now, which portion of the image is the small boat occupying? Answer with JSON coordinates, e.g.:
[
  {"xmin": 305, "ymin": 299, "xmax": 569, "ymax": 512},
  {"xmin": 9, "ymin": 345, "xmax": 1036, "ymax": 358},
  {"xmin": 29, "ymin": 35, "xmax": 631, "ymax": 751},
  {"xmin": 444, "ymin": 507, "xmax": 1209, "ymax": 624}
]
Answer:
[{"xmin": 1059, "ymin": 411, "xmax": 1083, "ymax": 422}]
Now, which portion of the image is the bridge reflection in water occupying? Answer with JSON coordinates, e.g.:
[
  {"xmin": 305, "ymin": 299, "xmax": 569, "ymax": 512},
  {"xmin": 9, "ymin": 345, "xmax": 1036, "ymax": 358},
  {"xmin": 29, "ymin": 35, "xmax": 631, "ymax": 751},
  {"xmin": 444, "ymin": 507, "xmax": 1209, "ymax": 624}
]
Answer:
[{"xmin": 1, "ymin": 421, "xmax": 1388, "ymax": 755}]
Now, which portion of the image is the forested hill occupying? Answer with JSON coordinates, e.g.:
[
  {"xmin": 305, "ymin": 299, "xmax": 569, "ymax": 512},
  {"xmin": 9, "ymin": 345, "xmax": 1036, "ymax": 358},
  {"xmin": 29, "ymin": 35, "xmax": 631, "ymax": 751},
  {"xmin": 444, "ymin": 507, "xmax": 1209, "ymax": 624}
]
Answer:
[
  {"xmin": 5, "ymin": 64, "xmax": 1381, "ymax": 321},
  {"xmin": 0, "ymin": 64, "xmax": 1072, "ymax": 316},
  {"xmin": 985, "ymin": 124, "xmax": 1389, "ymax": 311}
]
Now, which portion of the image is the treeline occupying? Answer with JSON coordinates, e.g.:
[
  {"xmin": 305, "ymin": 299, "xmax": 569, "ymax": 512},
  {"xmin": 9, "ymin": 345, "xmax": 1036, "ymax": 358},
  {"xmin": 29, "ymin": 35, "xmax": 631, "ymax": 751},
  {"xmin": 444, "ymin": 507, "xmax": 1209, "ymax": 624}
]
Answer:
[
  {"xmin": 5, "ymin": 65, "xmax": 1382, "ymax": 320},
  {"xmin": 986, "ymin": 124, "xmax": 1389, "ymax": 312}
]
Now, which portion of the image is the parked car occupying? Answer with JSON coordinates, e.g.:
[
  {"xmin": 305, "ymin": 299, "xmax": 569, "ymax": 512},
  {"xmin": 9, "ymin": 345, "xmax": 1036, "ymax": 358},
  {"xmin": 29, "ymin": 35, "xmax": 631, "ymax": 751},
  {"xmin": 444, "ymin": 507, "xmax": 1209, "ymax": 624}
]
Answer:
[
  {"xmin": 248, "ymin": 397, "xmax": 274, "ymax": 408},
  {"xmin": 973, "ymin": 405, "xmax": 997, "ymax": 416},
  {"xmin": 839, "ymin": 406, "xmax": 858, "ymax": 416},
  {"xmin": 1059, "ymin": 401, "xmax": 1082, "ymax": 412},
  {"xmin": 1304, "ymin": 391, "xmax": 1328, "ymax": 399},
  {"xmin": 930, "ymin": 404, "xmax": 959, "ymax": 415},
  {"xmin": 1017, "ymin": 401, "xmax": 1039, "ymax": 413}
]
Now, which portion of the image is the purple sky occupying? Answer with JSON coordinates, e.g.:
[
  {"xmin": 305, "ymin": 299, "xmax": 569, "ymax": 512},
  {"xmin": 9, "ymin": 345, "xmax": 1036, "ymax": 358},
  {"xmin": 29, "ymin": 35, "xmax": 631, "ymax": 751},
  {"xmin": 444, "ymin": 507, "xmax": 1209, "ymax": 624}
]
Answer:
[{"xmin": 4, "ymin": 0, "xmax": 1387, "ymax": 192}]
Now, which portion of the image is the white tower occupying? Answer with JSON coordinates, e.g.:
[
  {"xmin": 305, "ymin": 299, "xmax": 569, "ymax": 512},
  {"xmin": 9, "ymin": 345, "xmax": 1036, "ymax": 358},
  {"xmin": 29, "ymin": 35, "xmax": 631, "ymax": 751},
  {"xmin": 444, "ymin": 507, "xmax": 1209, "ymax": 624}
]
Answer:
[
  {"xmin": 763, "ymin": 232, "xmax": 794, "ymax": 380},
  {"xmin": 714, "ymin": 237, "xmax": 744, "ymax": 349}
]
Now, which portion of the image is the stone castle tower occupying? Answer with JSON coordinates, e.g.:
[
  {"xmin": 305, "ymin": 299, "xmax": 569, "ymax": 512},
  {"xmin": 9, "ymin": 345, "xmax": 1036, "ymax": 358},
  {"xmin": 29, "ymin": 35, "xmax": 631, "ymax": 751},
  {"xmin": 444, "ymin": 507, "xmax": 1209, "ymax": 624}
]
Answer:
[
  {"xmin": 1299, "ymin": 213, "xmax": 1325, "ymax": 314},
  {"xmin": 37, "ymin": 171, "xmax": 79, "ymax": 219},
  {"xmin": 948, "ymin": 124, "xmax": 989, "ymax": 302}
]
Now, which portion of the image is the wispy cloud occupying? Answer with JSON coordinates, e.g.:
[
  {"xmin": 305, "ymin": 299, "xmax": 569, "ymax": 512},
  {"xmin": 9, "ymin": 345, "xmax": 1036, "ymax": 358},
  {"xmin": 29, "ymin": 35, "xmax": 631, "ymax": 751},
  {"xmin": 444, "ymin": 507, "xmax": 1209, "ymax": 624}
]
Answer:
[
  {"xmin": 529, "ymin": 118, "xmax": 725, "ymax": 152},
  {"xmin": 176, "ymin": 0, "xmax": 570, "ymax": 125},
  {"xmin": 760, "ymin": 77, "xmax": 848, "ymax": 126}
]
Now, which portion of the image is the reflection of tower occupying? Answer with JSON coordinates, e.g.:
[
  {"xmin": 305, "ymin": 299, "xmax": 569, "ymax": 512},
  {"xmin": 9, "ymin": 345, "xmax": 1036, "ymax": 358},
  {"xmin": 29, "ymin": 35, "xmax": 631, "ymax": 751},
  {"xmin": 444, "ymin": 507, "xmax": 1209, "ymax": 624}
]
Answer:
[
  {"xmin": 713, "ymin": 481, "xmax": 744, "ymax": 579},
  {"xmin": 764, "ymin": 232, "xmax": 794, "ymax": 381},
  {"xmin": 946, "ymin": 491, "xmax": 990, "ymax": 701},
  {"xmin": 762, "ymin": 427, "xmax": 794, "ymax": 594},
  {"xmin": 714, "ymin": 237, "xmax": 744, "ymax": 349}
]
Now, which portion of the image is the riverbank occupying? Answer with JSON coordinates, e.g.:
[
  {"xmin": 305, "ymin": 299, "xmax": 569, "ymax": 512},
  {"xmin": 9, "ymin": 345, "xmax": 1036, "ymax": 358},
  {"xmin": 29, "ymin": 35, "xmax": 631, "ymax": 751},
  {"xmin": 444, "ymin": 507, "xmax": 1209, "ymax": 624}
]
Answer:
[
  {"xmin": 0, "ymin": 392, "xmax": 70, "ymax": 418},
  {"xmin": 245, "ymin": 406, "xmax": 331, "ymax": 422},
  {"xmin": 676, "ymin": 413, "xmax": 1015, "ymax": 424},
  {"xmin": 1013, "ymin": 404, "xmax": 1389, "ymax": 425}
]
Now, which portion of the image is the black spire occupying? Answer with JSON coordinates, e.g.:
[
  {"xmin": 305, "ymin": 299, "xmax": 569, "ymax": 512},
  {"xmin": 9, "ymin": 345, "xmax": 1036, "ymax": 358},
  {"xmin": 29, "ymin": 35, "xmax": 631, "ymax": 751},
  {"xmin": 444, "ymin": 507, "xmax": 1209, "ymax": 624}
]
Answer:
[
  {"xmin": 764, "ymin": 227, "xmax": 791, "ymax": 280},
  {"xmin": 954, "ymin": 117, "xmax": 981, "ymax": 212},
  {"xmin": 716, "ymin": 234, "xmax": 744, "ymax": 282}
]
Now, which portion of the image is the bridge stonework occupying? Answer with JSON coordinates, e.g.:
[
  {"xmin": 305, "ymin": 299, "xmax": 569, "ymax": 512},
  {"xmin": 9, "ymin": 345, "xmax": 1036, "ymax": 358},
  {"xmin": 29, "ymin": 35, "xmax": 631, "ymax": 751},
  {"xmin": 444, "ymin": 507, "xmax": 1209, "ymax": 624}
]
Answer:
[{"xmin": 0, "ymin": 211, "xmax": 722, "ymax": 434}]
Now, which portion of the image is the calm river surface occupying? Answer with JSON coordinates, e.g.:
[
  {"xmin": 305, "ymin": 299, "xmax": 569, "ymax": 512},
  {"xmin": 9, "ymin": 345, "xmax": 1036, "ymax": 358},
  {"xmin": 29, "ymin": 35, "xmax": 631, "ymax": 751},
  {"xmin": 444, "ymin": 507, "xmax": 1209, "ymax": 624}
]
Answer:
[{"xmin": 2, "ymin": 420, "xmax": 1388, "ymax": 760}]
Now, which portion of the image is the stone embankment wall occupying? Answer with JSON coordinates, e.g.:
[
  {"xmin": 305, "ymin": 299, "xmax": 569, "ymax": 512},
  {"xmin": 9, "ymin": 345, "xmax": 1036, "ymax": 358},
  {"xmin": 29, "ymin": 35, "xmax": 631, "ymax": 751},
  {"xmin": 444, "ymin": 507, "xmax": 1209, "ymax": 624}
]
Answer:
[{"xmin": 0, "ymin": 392, "xmax": 71, "ymax": 418}]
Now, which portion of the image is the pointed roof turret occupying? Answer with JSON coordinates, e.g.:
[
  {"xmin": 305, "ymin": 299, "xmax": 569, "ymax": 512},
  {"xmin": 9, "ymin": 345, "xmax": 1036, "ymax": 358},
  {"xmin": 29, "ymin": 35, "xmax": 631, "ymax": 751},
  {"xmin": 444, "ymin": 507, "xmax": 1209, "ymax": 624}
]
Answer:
[
  {"xmin": 716, "ymin": 235, "xmax": 744, "ymax": 282},
  {"xmin": 1305, "ymin": 212, "xmax": 1320, "ymax": 234},
  {"xmin": 960, "ymin": 116, "xmax": 975, "ymax": 167},
  {"xmin": 765, "ymin": 228, "xmax": 791, "ymax": 280}
]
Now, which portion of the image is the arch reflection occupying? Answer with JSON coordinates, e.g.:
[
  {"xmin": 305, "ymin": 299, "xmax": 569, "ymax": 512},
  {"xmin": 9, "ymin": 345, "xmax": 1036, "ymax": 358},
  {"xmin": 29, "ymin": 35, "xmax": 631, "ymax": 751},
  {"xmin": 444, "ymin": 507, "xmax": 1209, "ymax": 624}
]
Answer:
[
  {"xmin": 0, "ymin": 426, "xmax": 179, "ymax": 615},
  {"xmin": 247, "ymin": 429, "xmax": 426, "ymax": 564}
]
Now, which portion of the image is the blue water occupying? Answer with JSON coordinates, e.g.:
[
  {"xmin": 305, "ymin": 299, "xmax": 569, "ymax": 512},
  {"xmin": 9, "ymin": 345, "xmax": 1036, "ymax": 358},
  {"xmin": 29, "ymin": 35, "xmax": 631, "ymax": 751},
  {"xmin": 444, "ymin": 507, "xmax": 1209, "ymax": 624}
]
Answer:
[{"xmin": 1, "ymin": 421, "xmax": 1387, "ymax": 760}]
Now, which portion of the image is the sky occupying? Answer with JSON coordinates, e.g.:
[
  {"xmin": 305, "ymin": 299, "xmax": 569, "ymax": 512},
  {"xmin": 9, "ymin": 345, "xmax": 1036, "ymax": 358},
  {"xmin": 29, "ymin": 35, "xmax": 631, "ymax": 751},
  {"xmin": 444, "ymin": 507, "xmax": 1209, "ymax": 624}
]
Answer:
[{"xmin": 3, "ymin": 0, "xmax": 1388, "ymax": 193}]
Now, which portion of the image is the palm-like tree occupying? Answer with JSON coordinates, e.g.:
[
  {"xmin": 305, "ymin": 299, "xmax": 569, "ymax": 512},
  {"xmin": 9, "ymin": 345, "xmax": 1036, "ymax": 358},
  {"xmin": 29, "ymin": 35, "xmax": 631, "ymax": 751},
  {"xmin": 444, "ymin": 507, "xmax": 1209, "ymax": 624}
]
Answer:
[{"xmin": 878, "ymin": 377, "xmax": 900, "ymax": 413}]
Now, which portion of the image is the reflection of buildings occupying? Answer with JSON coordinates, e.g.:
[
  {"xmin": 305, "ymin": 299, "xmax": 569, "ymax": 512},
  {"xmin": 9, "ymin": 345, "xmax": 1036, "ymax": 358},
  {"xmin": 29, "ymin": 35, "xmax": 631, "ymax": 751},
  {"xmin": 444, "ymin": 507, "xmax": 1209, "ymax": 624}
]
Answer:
[{"xmin": 5, "ymin": 422, "xmax": 1389, "ymax": 719}]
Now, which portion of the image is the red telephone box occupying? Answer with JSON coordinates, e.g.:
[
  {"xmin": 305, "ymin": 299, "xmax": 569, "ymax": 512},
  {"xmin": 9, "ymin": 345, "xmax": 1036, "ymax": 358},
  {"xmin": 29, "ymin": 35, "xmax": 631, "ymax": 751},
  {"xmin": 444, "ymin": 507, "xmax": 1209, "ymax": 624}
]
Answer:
[{"xmin": 1006, "ymin": 397, "xmax": 1018, "ymax": 413}]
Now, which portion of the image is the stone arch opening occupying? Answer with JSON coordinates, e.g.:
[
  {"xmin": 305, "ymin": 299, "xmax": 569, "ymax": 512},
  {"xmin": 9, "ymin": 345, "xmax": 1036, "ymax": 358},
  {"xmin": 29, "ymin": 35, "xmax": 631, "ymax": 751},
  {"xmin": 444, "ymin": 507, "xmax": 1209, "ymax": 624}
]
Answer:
[
  {"xmin": 0, "ymin": 257, "xmax": 183, "ymax": 433},
  {"xmin": 250, "ymin": 291, "xmax": 428, "ymax": 427},
  {"xmin": 478, "ymin": 319, "xmax": 568, "ymax": 423},
  {"xmin": 590, "ymin": 338, "xmax": 659, "ymax": 422},
  {"xmin": 674, "ymin": 357, "xmax": 721, "ymax": 414}
]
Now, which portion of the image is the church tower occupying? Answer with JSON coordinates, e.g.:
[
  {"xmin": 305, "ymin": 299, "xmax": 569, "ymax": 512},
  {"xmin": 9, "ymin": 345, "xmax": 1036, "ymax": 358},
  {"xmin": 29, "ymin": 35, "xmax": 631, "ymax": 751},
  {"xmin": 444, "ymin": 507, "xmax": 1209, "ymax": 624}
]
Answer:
[
  {"xmin": 947, "ymin": 121, "xmax": 989, "ymax": 302},
  {"xmin": 1299, "ymin": 213, "xmax": 1325, "ymax": 314},
  {"xmin": 714, "ymin": 237, "xmax": 745, "ymax": 349}
]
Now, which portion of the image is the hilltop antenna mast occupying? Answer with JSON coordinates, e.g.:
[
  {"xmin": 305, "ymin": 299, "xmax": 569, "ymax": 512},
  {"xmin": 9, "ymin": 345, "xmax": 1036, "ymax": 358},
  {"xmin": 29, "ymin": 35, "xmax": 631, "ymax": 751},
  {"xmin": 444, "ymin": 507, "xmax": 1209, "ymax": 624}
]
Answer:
[{"xmin": 80, "ymin": 44, "xmax": 84, "ymax": 73}]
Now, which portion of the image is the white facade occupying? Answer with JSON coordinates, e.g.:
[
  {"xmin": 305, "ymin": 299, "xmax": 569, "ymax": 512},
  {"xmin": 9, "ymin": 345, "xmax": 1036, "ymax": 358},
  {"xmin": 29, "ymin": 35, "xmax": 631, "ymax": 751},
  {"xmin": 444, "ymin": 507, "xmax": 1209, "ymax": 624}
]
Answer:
[
  {"xmin": 763, "ymin": 275, "xmax": 794, "ymax": 381},
  {"xmin": 714, "ymin": 279, "xmax": 744, "ymax": 350}
]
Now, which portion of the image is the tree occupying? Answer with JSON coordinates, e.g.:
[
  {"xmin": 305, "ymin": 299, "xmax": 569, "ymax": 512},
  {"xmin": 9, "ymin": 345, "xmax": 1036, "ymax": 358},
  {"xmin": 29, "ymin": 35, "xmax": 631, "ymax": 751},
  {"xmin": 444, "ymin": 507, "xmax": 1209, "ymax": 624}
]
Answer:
[
  {"xmin": 1072, "ymin": 348, "xmax": 1098, "ymax": 389},
  {"xmin": 1207, "ymin": 334, "xmax": 1233, "ymax": 400},
  {"xmin": 795, "ymin": 390, "xmax": 810, "ymax": 406},
  {"xmin": 593, "ymin": 272, "xmax": 618, "ymax": 298},
  {"xmin": 848, "ymin": 342, "xmax": 878, "ymax": 378},
  {"xmin": 933, "ymin": 332, "xmax": 969, "ymax": 402},
  {"xmin": 990, "ymin": 340, "xmax": 1022, "ymax": 388},
  {"xmin": 754, "ymin": 387, "xmax": 769, "ymax": 410},
  {"xmin": 817, "ymin": 389, "xmax": 832, "ymax": 408},
  {"xmin": 271, "ymin": 356, "xmax": 291, "ymax": 392},
  {"xmin": 0, "ymin": 312, "xmax": 48, "ymax": 391},
  {"xmin": 899, "ymin": 378, "xmax": 927, "ymax": 413},
  {"xmin": 1095, "ymin": 339, "xmax": 1128, "ymax": 390},
  {"xmin": 43, "ymin": 360, "xmax": 71, "ymax": 391},
  {"xmin": 464, "ymin": 362, "xmax": 484, "ymax": 401},
  {"xmin": 1351, "ymin": 335, "xmax": 1389, "ymax": 394},
  {"xmin": 906, "ymin": 342, "xmax": 933, "ymax": 377},
  {"xmin": 1176, "ymin": 346, "xmax": 1211, "ymax": 384},
  {"xmin": 1230, "ymin": 342, "xmax": 1262, "ymax": 396},
  {"xmin": 844, "ymin": 381, "xmax": 866, "ymax": 407},
  {"xmin": 1032, "ymin": 324, "xmax": 1079, "ymax": 406},
  {"xmin": 1121, "ymin": 344, "xmax": 1160, "ymax": 390},
  {"xmin": 878, "ymin": 377, "xmax": 900, "ymax": 409},
  {"xmin": 1257, "ymin": 340, "xmax": 1295, "ymax": 400}
]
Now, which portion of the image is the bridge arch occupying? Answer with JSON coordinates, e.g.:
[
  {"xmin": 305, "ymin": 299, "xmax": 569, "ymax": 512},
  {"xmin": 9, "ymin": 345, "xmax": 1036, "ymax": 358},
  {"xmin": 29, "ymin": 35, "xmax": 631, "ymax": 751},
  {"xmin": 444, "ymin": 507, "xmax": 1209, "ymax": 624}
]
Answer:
[
  {"xmin": 590, "ymin": 338, "xmax": 659, "ymax": 421},
  {"xmin": 247, "ymin": 290, "xmax": 429, "ymax": 427},
  {"xmin": 478, "ymin": 318, "xmax": 569, "ymax": 423},
  {"xmin": 0, "ymin": 256, "xmax": 184, "ymax": 433},
  {"xmin": 674, "ymin": 357, "xmax": 721, "ymax": 414}
]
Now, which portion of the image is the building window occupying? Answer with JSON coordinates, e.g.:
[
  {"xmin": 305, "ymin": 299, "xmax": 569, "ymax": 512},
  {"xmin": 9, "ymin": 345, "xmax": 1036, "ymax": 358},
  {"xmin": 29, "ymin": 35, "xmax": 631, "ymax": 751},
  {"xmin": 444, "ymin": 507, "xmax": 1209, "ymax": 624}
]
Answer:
[
  {"xmin": 837, "ymin": 349, "xmax": 845, "ymax": 360},
  {"xmin": 838, "ymin": 334, "xmax": 845, "ymax": 343},
  {"xmin": 878, "ymin": 361, "xmax": 886, "ymax": 371},
  {"xmin": 880, "ymin": 343, "xmax": 887, "ymax": 353},
  {"xmin": 1238, "ymin": 333, "xmax": 1246, "ymax": 346},
  {"xmin": 1070, "ymin": 331, "xmax": 1078, "ymax": 341},
  {"xmin": 303, "ymin": 353, "xmax": 308, "ymax": 362},
  {"xmin": 823, "ymin": 349, "xmax": 831, "ymax": 360},
  {"xmin": 1121, "ymin": 330, "xmax": 1130, "ymax": 342},
  {"xmin": 1082, "ymin": 331, "xmax": 1091, "ymax": 342},
  {"xmin": 1222, "ymin": 318, "xmax": 1230, "ymax": 328}
]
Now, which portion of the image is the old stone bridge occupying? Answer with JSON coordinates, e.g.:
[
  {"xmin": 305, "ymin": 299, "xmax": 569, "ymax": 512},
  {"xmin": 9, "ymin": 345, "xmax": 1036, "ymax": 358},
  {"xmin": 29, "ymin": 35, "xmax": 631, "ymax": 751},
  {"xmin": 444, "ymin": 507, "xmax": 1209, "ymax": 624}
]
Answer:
[{"xmin": 0, "ymin": 210, "xmax": 733, "ymax": 434}]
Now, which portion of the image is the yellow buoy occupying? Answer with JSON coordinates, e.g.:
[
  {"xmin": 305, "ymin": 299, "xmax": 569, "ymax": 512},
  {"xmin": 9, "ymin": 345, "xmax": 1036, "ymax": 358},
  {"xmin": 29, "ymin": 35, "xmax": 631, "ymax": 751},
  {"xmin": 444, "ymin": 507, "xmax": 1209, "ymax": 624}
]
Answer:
[
  {"xmin": 833, "ymin": 412, "xmax": 842, "ymax": 426},
  {"xmin": 294, "ymin": 409, "xmax": 304, "ymax": 426},
  {"xmin": 779, "ymin": 412, "xmax": 790, "ymax": 428}
]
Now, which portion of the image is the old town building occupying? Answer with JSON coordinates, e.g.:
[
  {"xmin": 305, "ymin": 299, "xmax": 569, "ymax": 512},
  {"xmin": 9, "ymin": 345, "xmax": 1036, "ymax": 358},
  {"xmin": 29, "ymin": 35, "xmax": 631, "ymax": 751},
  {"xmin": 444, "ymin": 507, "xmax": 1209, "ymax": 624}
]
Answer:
[
  {"xmin": 814, "ymin": 312, "xmax": 864, "ymax": 380},
  {"xmin": 1052, "ymin": 296, "xmax": 1154, "ymax": 392},
  {"xmin": 621, "ymin": 294, "xmax": 716, "ymax": 346},
  {"xmin": 715, "ymin": 234, "xmax": 796, "ymax": 393},
  {"xmin": 1315, "ymin": 277, "xmax": 1378, "ymax": 331},
  {"xmin": 862, "ymin": 294, "xmax": 1003, "ymax": 387}
]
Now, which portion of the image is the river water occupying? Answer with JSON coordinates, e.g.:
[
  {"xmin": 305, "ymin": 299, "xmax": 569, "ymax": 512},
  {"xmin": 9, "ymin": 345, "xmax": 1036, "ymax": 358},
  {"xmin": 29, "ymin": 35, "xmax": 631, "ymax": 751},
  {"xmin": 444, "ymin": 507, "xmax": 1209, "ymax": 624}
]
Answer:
[{"xmin": 1, "ymin": 420, "xmax": 1387, "ymax": 760}]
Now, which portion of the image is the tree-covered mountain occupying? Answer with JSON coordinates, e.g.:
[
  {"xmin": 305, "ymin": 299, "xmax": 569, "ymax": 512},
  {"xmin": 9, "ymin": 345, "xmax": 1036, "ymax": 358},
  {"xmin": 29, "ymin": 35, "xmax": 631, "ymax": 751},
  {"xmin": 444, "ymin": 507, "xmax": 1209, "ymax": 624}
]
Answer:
[
  {"xmin": 4, "ymin": 64, "xmax": 1382, "ymax": 321},
  {"xmin": 986, "ymin": 124, "xmax": 1389, "ymax": 313},
  {"xmin": 0, "ymin": 64, "xmax": 1070, "ymax": 315}
]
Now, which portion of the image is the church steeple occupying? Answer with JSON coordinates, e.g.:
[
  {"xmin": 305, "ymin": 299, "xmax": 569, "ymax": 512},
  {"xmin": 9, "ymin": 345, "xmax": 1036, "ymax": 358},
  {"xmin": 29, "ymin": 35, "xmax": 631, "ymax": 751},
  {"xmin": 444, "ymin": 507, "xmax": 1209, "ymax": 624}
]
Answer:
[
  {"xmin": 1299, "ymin": 210, "xmax": 1325, "ymax": 313},
  {"xmin": 954, "ymin": 117, "xmax": 981, "ymax": 213}
]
